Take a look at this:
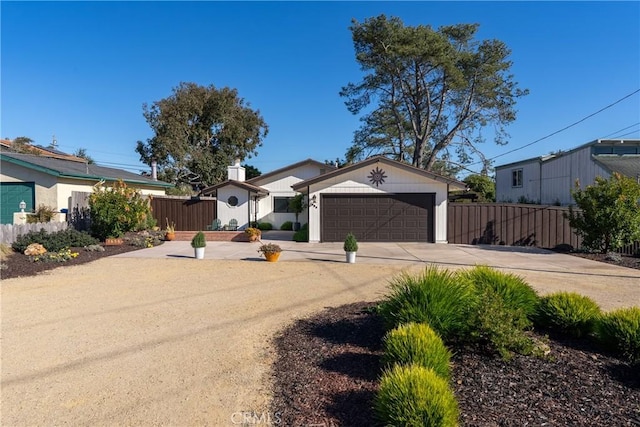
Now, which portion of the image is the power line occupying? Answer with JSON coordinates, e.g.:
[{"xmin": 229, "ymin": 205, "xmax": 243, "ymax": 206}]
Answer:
[
  {"xmin": 607, "ymin": 129, "xmax": 640, "ymax": 139},
  {"xmin": 599, "ymin": 122, "xmax": 640, "ymax": 139},
  {"xmin": 480, "ymin": 89, "xmax": 640, "ymax": 164}
]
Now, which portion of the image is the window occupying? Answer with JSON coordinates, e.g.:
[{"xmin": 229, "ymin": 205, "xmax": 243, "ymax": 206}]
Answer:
[
  {"xmin": 227, "ymin": 196, "xmax": 238, "ymax": 207},
  {"xmin": 273, "ymin": 197, "xmax": 293, "ymax": 213},
  {"xmin": 512, "ymin": 169, "xmax": 523, "ymax": 187}
]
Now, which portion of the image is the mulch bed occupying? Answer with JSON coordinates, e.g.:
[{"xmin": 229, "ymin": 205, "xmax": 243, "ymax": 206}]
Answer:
[
  {"xmin": 568, "ymin": 252, "xmax": 640, "ymax": 270},
  {"xmin": 1, "ymin": 243, "xmax": 143, "ymax": 280},
  {"xmin": 271, "ymin": 302, "xmax": 640, "ymax": 427}
]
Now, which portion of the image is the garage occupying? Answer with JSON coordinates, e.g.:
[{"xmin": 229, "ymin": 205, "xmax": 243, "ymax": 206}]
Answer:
[
  {"xmin": 321, "ymin": 193, "xmax": 435, "ymax": 242},
  {"xmin": 0, "ymin": 182, "xmax": 34, "ymax": 224}
]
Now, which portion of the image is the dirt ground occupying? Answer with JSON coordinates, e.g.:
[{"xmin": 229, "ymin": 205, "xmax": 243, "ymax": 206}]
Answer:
[{"xmin": 2, "ymin": 253, "xmax": 639, "ymax": 426}]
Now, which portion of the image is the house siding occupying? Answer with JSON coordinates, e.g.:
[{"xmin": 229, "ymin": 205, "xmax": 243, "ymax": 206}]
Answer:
[
  {"xmin": 496, "ymin": 140, "xmax": 639, "ymax": 206},
  {"xmin": 305, "ymin": 166, "xmax": 450, "ymax": 243},
  {"xmin": 251, "ymin": 164, "xmax": 324, "ymax": 229},
  {"xmin": 495, "ymin": 161, "xmax": 541, "ymax": 203},
  {"xmin": 539, "ymin": 148, "xmax": 611, "ymax": 205}
]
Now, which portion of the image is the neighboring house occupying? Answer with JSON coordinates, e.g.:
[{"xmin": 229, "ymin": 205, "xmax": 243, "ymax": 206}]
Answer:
[
  {"xmin": 203, "ymin": 156, "xmax": 466, "ymax": 243},
  {"xmin": 0, "ymin": 151, "xmax": 172, "ymax": 224},
  {"xmin": 495, "ymin": 139, "xmax": 640, "ymax": 205}
]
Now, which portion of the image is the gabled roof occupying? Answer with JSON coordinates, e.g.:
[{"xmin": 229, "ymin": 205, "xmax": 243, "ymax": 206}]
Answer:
[
  {"xmin": 1, "ymin": 152, "xmax": 172, "ymax": 188},
  {"xmin": 593, "ymin": 155, "xmax": 640, "ymax": 178},
  {"xmin": 291, "ymin": 156, "xmax": 467, "ymax": 191},
  {"xmin": 246, "ymin": 158, "xmax": 336, "ymax": 185},
  {"xmin": 199, "ymin": 179, "xmax": 269, "ymax": 196}
]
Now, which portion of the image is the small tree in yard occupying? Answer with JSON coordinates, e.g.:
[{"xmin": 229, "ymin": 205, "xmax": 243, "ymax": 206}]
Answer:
[
  {"xmin": 567, "ymin": 173, "xmax": 640, "ymax": 253},
  {"xmin": 288, "ymin": 194, "xmax": 307, "ymax": 230}
]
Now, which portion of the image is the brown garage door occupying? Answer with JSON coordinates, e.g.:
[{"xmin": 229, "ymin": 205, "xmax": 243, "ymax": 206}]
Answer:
[{"xmin": 321, "ymin": 193, "xmax": 435, "ymax": 242}]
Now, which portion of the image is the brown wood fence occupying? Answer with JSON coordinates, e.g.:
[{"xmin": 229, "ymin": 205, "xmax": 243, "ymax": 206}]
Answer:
[
  {"xmin": 447, "ymin": 203, "xmax": 638, "ymax": 255},
  {"xmin": 150, "ymin": 196, "xmax": 216, "ymax": 231}
]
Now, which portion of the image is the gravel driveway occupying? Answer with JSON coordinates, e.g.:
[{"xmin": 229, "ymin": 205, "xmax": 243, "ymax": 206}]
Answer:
[{"xmin": 2, "ymin": 245, "xmax": 639, "ymax": 426}]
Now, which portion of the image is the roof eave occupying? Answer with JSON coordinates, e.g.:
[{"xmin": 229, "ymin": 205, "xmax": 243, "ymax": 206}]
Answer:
[{"xmin": 292, "ymin": 156, "xmax": 467, "ymax": 191}]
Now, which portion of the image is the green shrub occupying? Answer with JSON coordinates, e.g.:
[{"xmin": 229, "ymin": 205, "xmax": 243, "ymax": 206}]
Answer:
[
  {"xmin": 12, "ymin": 228, "xmax": 99, "ymax": 253},
  {"xmin": 461, "ymin": 265, "xmax": 539, "ymax": 326},
  {"xmin": 26, "ymin": 204, "xmax": 56, "ymax": 223},
  {"xmin": 471, "ymin": 289, "xmax": 535, "ymax": 360},
  {"xmin": 377, "ymin": 266, "xmax": 477, "ymax": 342},
  {"xmin": 89, "ymin": 179, "xmax": 156, "ymax": 240},
  {"xmin": 382, "ymin": 323, "xmax": 451, "ymax": 379},
  {"xmin": 191, "ymin": 231, "xmax": 206, "ymax": 248},
  {"xmin": 280, "ymin": 221, "xmax": 293, "ymax": 231},
  {"xmin": 536, "ymin": 292, "xmax": 601, "ymax": 338},
  {"xmin": 596, "ymin": 307, "xmax": 640, "ymax": 364},
  {"xmin": 343, "ymin": 232, "xmax": 358, "ymax": 252},
  {"xmin": 257, "ymin": 222, "xmax": 273, "ymax": 231},
  {"xmin": 293, "ymin": 223, "xmax": 308, "ymax": 242},
  {"xmin": 567, "ymin": 173, "xmax": 640, "ymax": 253},
  {"xmin": 374, "ymin": 364, "xmax": 459, "ymax": 427}
]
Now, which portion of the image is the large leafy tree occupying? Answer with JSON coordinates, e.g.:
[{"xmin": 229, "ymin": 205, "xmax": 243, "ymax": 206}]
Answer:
[
  {"xmin": 341, "ymin": 15, "xmax": 528, "ymax": 172},
  {"xmin": 463, "ymin": 174, "xmax": 496, "ymax": 202},
  {"xmin": 567, "ymin": 173, "xmax": 640, "ymax": 253},
  {"xmin": 136, "ymin": 82, "xmax": 268, "ymax": 187}
]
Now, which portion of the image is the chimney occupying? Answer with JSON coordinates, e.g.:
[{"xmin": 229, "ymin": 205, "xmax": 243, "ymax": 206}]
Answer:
[
  {"xmin": 227, "ymin": 158, "xmax": 245, "ymax": 182},
  {"xmin": 151, "ymin": 160, "xmax": 158, "ymax": 181}
]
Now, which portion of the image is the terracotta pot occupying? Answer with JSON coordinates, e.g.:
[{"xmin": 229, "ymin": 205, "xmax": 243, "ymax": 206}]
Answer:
[
  {"xmin": 105, "ymin": 238, "xmax": 123, "ymax": 246},
  {"xmin": 165, "ymin": 232, "xmax": 176, "ymax": 241},
  {"xmin": 264, "ymin": 252, "xmax": 281, "ymax": 262}
]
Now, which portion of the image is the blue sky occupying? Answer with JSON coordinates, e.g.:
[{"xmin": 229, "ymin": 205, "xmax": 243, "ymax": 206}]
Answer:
[{"xmin": 2, "ymin": 1, "xmax": 639, "ymax": 178}]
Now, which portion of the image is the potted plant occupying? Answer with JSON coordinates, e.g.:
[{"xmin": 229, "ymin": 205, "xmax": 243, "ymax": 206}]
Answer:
[
  {"xmin": 258, "ymin": 242, "xmax": 282, "ymax": 262},
  {"xmin": 288, "ymin": 194, "xmax": 307, "ymax": 231},
  {"xmin": 244, "ymin": 227, "xmax": 261, "ymax": 242},
  {"xmin": 165, "ymin": 218, "xmax": 176, "ymax": 241},
  {"xmin": 191, "ymin": 231, "xmax": 206, "ymax": 259},
  {"xmin": 343, "ymin": 232, "xmax": 358, "ymax": 263}
]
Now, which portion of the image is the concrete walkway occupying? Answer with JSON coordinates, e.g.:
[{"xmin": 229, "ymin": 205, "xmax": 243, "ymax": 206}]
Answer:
[{"xmin": 113, "ymin": 236, "xmax": 640, "ymax": 310}]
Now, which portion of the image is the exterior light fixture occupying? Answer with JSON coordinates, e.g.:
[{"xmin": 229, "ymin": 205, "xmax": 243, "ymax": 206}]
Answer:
[{"xmin": 19, "ymin": 200, "xmax": 26, "ymax": 212}]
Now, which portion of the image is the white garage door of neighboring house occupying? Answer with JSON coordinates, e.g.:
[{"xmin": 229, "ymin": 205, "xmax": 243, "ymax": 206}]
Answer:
[
  {"xmin": 0, "ymin": 182, "xmax": 35, "ymax": 224},
  {"xmin": 321, "ymin": 193, "xmax": 435, "ymax": 242}
]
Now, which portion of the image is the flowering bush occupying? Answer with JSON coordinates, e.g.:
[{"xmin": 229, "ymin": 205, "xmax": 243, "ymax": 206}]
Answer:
[
  {"xmin": 30, "ymin": 248, "xmax": 79, "ymax": 263},
  {"xmin": 89, "ymin": 179, "xmax": 156, "ymax": 240},
  {"xmin": 245, "ymin": 227, "xmax": 261, "ymax": 237}
]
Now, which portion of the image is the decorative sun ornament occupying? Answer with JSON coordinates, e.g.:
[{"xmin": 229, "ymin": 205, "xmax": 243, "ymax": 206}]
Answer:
[{"xmin": 368, "ymin": 166, "xmax": 388, "ymax": 187}]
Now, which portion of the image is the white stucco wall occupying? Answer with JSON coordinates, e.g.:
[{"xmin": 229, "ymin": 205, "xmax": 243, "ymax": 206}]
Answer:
[
  {"xmin": 305, "ymin": 165, "xmax": 451, "ymax": 243},
  {"xmin": 216, "ymin": 185, "xmax": 250, "ymax": 229}
]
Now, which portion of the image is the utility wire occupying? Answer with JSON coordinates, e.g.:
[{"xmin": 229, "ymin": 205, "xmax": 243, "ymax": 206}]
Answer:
[
  {"xmin": 599, "ymin": 122, "xmax": 640, "ymax": 139},
  {"xmin": 479, "ymin": 89, "xmax": 640, "ymax": 164},
  {"xmin": 607, "ymin": 129, "xmax": 640, "ymax": 139}
]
